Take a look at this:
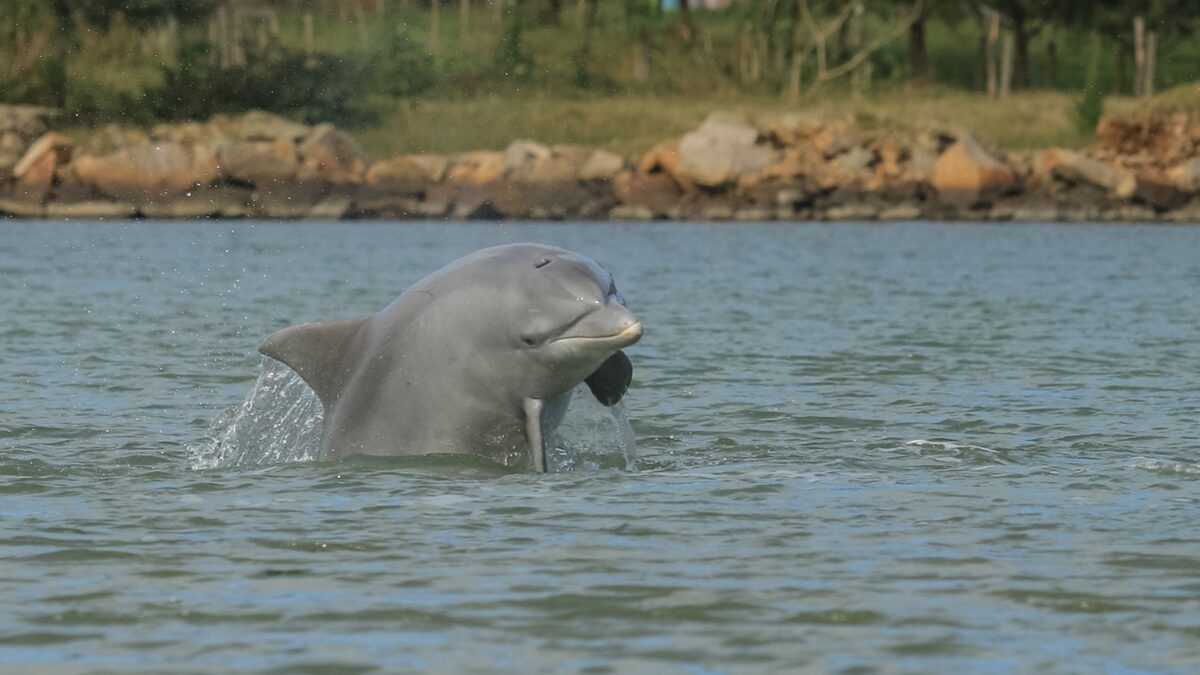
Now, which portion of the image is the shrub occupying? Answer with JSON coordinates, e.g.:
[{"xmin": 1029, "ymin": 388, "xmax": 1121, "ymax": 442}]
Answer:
[
  {"xmin": 1074, "ymin": 84, "xmax": 1105, "ymax": 138},
  {"xmin": 136, "ymin": 30, "xmax": 435, "ymax": 128}
]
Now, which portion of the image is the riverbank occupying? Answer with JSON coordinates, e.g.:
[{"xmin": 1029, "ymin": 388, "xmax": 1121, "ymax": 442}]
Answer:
[{"xmin": 2, "ymin": 103, "xmax": 1199, "ymax": 222}]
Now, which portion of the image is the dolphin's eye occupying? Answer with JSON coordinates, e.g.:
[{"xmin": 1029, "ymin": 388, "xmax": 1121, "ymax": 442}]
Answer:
[
  {"xmin": 534, "ymin": 258, "xmax": 552, "ymax": 269},
  {"xmin": 521, "ymin": 335, "xmax": 537, "ymax": 347}
]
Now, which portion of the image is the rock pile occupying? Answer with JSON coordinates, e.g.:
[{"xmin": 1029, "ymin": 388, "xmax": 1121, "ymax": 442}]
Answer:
[
  {"xmin": 2, "ymin": 107, "xmax": 1198, "ymax": 222},
  {"xmin": 1, "ymin": 105, "xmax": 58, "ymax": 199}
]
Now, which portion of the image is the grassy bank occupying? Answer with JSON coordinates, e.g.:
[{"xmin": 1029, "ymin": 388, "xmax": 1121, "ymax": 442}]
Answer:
[
  {"xmin": 356, "ymin": 86, "xmax": 1167, "ymax": 160},
  {"xmin": 45, "ymin": 83, "xmax": 1196, "ymax": 162}
]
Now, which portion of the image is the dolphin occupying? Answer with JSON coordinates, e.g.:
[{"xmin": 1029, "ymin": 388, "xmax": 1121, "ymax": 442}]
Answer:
[{"xmin": 259, "ymin": 243, "xmax": 642, "ymax": 472}]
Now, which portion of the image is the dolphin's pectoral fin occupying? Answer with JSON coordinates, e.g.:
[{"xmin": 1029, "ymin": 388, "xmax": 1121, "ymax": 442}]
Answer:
[
  {"xmin": 584, "ymin": 350, "xmax": 633, "ymax": 407},
  {"xmin": 259, "ymin": 315, "xmax": 369, "ymax": 410},
  {"xmin": 523, "ymin": 398, "xmax": 547, "ymax": 473}
]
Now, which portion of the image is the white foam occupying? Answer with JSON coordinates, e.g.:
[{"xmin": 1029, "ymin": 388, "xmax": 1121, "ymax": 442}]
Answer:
[
  {"xmin": 904, "ymin": 439, "xmax": 1000, "ymax": 455},
  {"xmin": 189, "ymin": 358, "xmax": 324, "ymax": 470},
  {"xmin": 1134, "ymin": 458, "xmax": 1200, "ymax": 475}
]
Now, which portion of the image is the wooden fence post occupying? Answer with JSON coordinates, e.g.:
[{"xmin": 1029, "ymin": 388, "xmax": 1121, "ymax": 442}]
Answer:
[
  {"xmin": 460, "ymin": 0, "xmax": 470, "ymax": 47},
  {"xmin": 1133, "ymin": 15, "xmax": 1145, "ymax": 97},
  {"xmin": 850, "ymin": 2, "xmax": 865, "ymax": 94},
  {"xmin": 356, "ymin": 7, "xmax": 371, "ymax": 47},
  {"xmin": 303, "ymin": 11, "xmax": 315, "ymax": 59},
  {"xmin": 430, "ymin": 0, "xmax": 441, "ymax": 58},
  {"xmin": 999, "ymin": 31, "xmax": 1013, "ymax": 98},
  {"xmin": 1145, "ymin": 31, "xmax": 1156, "ymax": 97},
  {"xmin": 985, "ymin": 11, "xmax": 999, "ymax": 98}
]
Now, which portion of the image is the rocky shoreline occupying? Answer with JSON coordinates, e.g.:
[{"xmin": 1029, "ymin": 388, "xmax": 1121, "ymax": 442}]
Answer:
[{"xmin": 2, "ymin": 104, "xmax": 1199, "ymax": 222}]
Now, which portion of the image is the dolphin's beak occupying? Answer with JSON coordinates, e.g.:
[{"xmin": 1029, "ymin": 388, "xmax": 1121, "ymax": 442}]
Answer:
[{"xmin": 555, "ymin": 303, "xmax": 642, "ymax": 348}]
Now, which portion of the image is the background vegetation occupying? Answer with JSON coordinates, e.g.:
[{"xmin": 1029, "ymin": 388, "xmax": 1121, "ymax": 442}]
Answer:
[{"xmin": 2, "ymin": 0, "xmax": 1198, "ymax": 155}]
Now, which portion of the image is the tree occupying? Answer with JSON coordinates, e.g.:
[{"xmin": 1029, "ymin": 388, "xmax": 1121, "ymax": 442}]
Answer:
[
  {"xmin": 885, "ymin": 0, "xmax": 966, "ymax": 83},
  {"xmin": 34, "ymin": 0, "xmax": 218, "ymax": 105},
  {"xmin": 990, "ymin": 0, "xmax": 1068, "ymax": 90},
  {"xmin": 1046, "ymin": 0, "xmax": 1197, "ymax": 94}
]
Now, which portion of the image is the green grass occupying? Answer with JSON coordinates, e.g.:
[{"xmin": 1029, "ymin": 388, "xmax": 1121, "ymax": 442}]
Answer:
[{"xmin": 355, "ymin": 86, "xmax": 1101, "ymax": 160}]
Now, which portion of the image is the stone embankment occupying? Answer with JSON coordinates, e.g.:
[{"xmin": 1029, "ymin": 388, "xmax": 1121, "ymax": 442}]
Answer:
[{"xmin": 2, "ymin": 105, "xmax": 1199, "ymax": 222}]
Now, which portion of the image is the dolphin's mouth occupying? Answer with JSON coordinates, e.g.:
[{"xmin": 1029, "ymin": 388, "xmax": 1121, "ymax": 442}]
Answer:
[{"xmin": 552, "ymin": 321, "xmax": 643, "ymax": 347}]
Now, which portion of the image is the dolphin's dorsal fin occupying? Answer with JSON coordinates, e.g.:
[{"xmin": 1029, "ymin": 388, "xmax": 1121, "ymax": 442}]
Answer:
[
  {"xmin": 259, "ymin": 316, "xmax": 369, "ymax": 410},
  {"xmin": 585, "ymin": 350, "xmax": 633, "ymax": 406}
]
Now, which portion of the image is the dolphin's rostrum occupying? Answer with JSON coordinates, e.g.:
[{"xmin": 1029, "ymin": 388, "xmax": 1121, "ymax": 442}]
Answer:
[{"xmin": 259, "ymin": 243, "xmax": 642, "ymax": 471}]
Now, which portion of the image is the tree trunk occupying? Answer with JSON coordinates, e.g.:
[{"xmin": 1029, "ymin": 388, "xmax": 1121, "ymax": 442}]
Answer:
[
  {"xmin": 985, "ymin": 12, "xmax": 999, "ymax": 97},
  {"xmin": 1013, "ymin": 16, "xmax": 1030, "ymax": 89},
  {"xmin": 304, "ymin": 11, "xmax": 316, "ymax": 58},
  {"xmin": 1145, "ymin": 31, "xmax": 1156, "ymax": 97},
  {"xmin": 1116, "ymin": 43, "xmax": 1127, "ymax": 95},
  {"xmin": 460, "ymin": 0, "xmax": 469, "ymax": 46},
  {"xmin": 907, "ymin": 2, "xmax": 928, "ymax": 80},
  {"xmin": 850, "ymin": 3, "xmax": 865, "ymax": 94},
  {"xmin": 1133, "ymin": 16, "xmax": 1145, "ymax": 96},
  {"xmin": 48, "ymin": 0, "xmax": 73, "ymax": 107},
  {"xmin": 632, "ymin": 38, "xmax": 651, "ymax": 82},
  {"xmin": 999, "ymin": 31, "xmax": 1013, "ymax": 98},
  {"xmin": 540, "ymin": 0, "xmax": 562, "ymax": 25},
  {"xmin": 430, "ymin": 0, "xmax": 441, "ymax": 58},
  {"xmin": 678, "ymin": 0, "xmax": 694, "ymax": 41},
  {"xmin": 1046, "ymin": 29, "xmax": 1058, "ymax": 89},
  {"xmin": 575, "ymin": 0, "xmax": 597, "ymax": 87}
]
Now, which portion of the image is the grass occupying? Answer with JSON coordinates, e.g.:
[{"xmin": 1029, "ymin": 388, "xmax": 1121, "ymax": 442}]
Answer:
[{"xmin": 355, "ymin": 87, "xmax": 1097, "ymax": 160}]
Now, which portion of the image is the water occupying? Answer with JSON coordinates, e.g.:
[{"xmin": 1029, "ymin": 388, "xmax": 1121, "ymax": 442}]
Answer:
[{"xmin": 2, "ymin": 221, "xmax": 1199, "ymax": 673}]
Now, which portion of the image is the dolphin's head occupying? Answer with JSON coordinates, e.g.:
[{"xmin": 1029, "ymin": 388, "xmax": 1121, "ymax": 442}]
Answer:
[{"xmin": 502, "ymin": 247, "xmax": 641, "ymax": 400}]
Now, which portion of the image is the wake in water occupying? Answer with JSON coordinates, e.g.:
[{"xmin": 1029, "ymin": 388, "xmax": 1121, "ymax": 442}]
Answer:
[{"xmin": 190, "ymin": 358, "xmax": 637, "ymax": 472}]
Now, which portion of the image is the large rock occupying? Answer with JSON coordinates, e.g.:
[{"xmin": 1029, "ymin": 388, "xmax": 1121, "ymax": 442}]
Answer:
[
  {"xmin": 502, "ymin": 139, "xmax": 552, "ymax": 177},
  {"xmin": 448, "ymin": 151, "xmax": 504, "ymax": 185},
  {"xmin": 1166, "ymin": 157, "xmax": 1200, "ymax": 193},
  {"xmin": 0, "ymin": 104, "xmax": 55, "ymax": 142},
  {"xmin": 297, "ymin": 123, "xmax": 368, "ymax": 184},
  {"xmin": 152, "ymin": 121, "xmax": 227, "ymax": 152},
  {"xmin": 490, "ymin": 181, "xmax": 597, "ymax": 218},
  {"xmin": 831, "ymin": 144, "xmax": 875, "ymax": 176},
  {"xmin": 764, "ymin": 113, "xmax": 827, "ymax": 147},
  {"xmin": 1036, "ymin": 150, "xmax": 1186, "ymax": 210},
  {"xmin": 502, "ymin": 141, "xmax": 591, "ymax": 184},
  {"xmin": 13, "ymin": 132, "xmax": 72, "ymax": 187},
  {"xmin": 932, "ymin": 136, "xmax": 1016, "ymax": 204},
  {"xmin": 675, "ymin": 114, "xmax": 774, "ymax": 187},
  {"xmin": 210, "ymin": 110, "xmax": 311, "ymax": 143},
  {"xmin": 1038, "ymin": 148, "xmax": 1133, "ymax": 194},
  {"xmin": 217, "ymin": 139, "xmax": 298, "ymax": 186},
  {"xmin": 407, "ymin": 154, "xmax": 450, "ymax": 183},
  {"xmin": 1096, "ymin": 111, "xmax": 1196, "ymax": 165},
  {"xmin": 69, "ymin": 142, "xmax": 219, "ymax": 199},
  {"xmin": 1120, "ymin": 170, "xmax": 1190, "ymax": 210},
  {"xmin": 637, "ymin": 139, "xmax": 680, "ymax": 176},
  {"xmin": 365, "ymin": 156, "xmax": 432, "ymax": 194},
  {"xmin": 612, "ymin": 170, "xmax": 682, "ymax": 214},
  {"xmin": 363, "ymin": 153, "xmax": 450, "ymax": 189},
  {"xmin": 579, "ymin": 150, "xmax": 625, "ymax": 181}
]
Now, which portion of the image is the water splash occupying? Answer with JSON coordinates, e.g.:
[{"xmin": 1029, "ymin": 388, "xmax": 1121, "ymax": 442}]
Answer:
[
  {"xmin": 900, "ymin": 439, "xmax": 1005, "ymax": 466},
  {"xmin": 191, "ymin": 362, "xmax": 637, "ymax": 472},
  {"xmin": 1134, "ymin": 458, "xmax": 1200, "ymax": 476},
  {"xmin": 611, "ymin": 399, "xmax": 638, "ymax": 471},
  {"xmin": 545, "ymin": 387, "xmax": 638, "ymax": 472},
  {"xmin": 189, "ymin": 358, "xmax": 323, "ymax": 470}
]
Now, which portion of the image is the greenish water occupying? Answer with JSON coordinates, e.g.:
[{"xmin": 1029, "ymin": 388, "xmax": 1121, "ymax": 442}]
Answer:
[{"xmin": 2, "ymin": 221, "xmax": 1199, "ymax": 674}]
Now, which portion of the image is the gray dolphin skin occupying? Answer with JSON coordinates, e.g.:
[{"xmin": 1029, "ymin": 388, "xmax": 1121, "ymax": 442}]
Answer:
[{"xmin": 259, "ymin": 243, "xmax": 642, "ymax": 472}]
